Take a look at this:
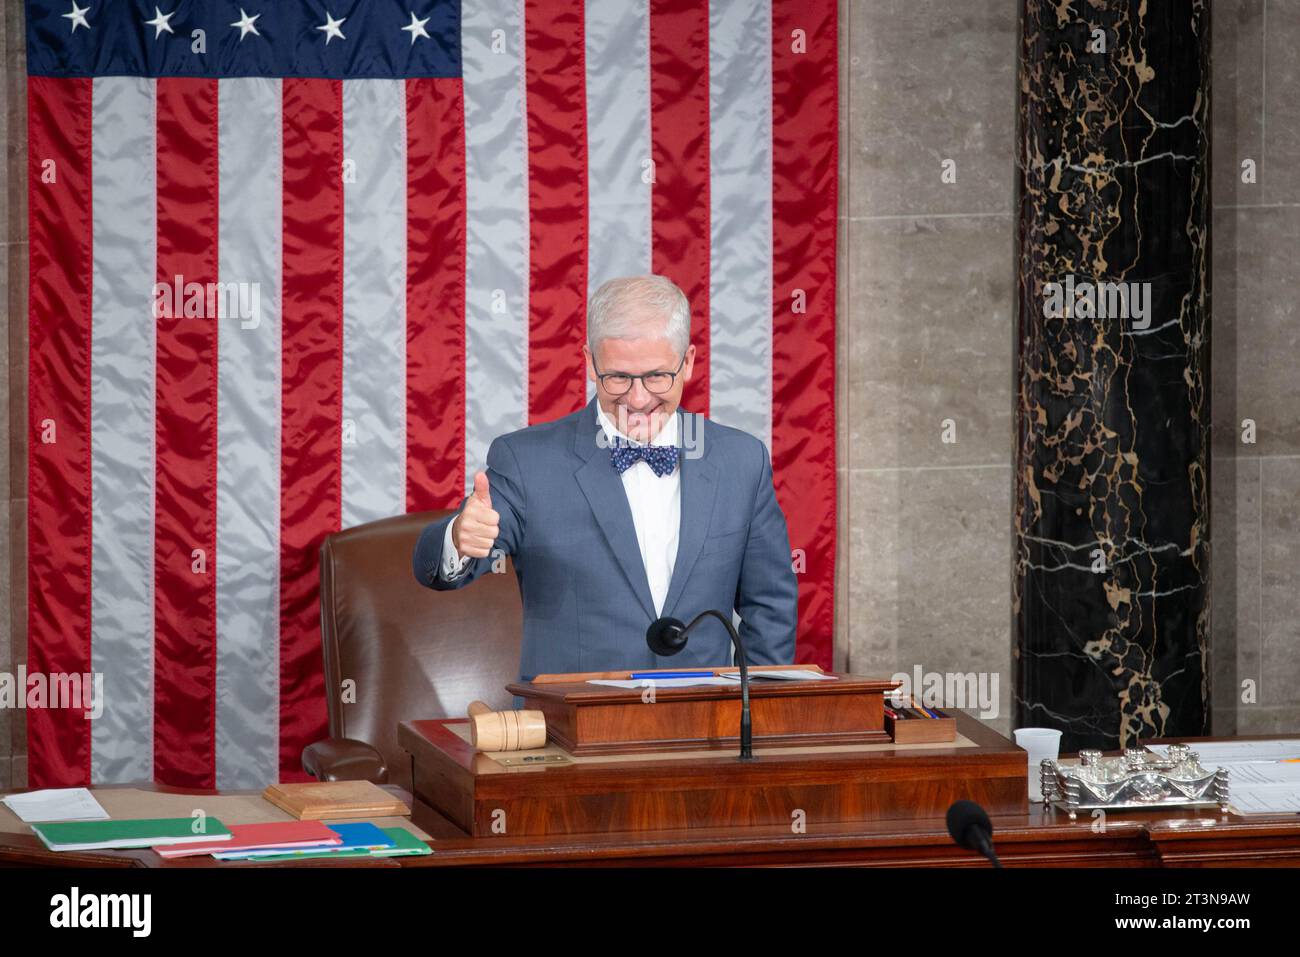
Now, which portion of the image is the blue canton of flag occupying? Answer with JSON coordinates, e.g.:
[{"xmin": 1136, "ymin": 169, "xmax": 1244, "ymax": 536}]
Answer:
[{"xmin": 26, "ymin": 0, "xmax": 461, "ymax": 79}]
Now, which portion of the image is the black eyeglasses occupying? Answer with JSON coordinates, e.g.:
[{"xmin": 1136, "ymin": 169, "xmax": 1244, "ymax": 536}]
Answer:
[{"xmin": 591, "ymin": 352, "xmax": 686, "ymax": 396}]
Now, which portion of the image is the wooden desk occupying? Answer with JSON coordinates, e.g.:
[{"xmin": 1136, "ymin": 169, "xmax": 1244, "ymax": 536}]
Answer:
[
  {"xmin": 4, "ymin": 790, "xmax": 1299, "ymax": 868},
  {"xmin": 408, "ymin": 803, "xmax": 1300, "ymax": 867},
  {"xmin": 400, "ymin": 709, "xmax": 1028, "ymax": 837},
  {"xmin": 4, "ymin": 727, "xmax": 1300, "ymax": 867}
]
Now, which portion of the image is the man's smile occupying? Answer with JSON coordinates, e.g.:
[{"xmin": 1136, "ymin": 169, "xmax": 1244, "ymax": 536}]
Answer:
[{"xmin": 617, "ymin": 401, "xmax": 665, "ymax": 434}]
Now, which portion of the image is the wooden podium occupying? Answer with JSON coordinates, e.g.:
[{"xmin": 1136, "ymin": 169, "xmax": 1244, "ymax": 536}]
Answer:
[
  {"xmin": 507, "ymin": 670, "xmax": 896, "ymax": 754},
  {"xmin": 400, "ymin": 670, "xmax": 1028, "ymax": 838}
]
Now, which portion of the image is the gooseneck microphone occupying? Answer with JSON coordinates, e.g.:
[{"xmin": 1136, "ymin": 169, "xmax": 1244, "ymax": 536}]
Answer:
[
  {"xmin": 645, "ymin": 610, "xmax": 755, "ymax": 760},
  {"xmin": 945, "ymin": 799, "xmax": 1002, "ymax": 868}
]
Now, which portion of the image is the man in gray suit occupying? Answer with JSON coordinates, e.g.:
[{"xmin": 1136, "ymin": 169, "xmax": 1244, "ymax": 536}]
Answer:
[{"xmin": 413, "ymin": 274, "xmax": 798, "ymax": 681}]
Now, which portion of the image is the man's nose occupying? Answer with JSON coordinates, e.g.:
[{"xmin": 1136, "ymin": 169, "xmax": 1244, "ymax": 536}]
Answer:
[{"xmin": 627, "ymin": 379, "xmax": 652, "ymax": 407}]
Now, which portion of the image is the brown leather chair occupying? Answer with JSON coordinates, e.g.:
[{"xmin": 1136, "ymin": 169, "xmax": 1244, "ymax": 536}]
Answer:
[{"xmin": 302, "ymin": 510, "xmax": 522, "ymax": 792}]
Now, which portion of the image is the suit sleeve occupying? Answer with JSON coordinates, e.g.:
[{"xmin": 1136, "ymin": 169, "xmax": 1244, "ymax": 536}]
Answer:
[
  {"xmin": 412, "ymin": 436, "xmax": 527, "ymax": 591},
  {"xmin": 734, "ymin": 439, "xmax": 798, "ymax": 665}
]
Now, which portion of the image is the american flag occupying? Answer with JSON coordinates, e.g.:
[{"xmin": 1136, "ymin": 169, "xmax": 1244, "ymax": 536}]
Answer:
[{"xmin": 25, "ymin": 0, "xmax": 837, "ymax": 788}]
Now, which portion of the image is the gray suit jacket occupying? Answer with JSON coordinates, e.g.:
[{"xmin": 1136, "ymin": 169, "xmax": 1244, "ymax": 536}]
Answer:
[{"xmin": 412, "ymin": 396, "xmax": 798, "ymax": 680}]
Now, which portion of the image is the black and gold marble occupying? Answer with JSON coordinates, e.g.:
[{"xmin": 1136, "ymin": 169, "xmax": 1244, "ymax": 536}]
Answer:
[{"xmin": 1014, "ymin": 0, "xmax": 1211, "ymax": 750}]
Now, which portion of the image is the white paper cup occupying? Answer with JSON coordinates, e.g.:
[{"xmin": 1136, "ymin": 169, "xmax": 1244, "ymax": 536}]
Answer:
[{"xmin": 1014, "ymin": 727, "xmax": 1063, "ymax": 800}]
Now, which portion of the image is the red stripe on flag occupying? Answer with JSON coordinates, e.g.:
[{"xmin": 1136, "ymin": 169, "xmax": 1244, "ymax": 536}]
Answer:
[
  {"xmin": 650, "ymin": 0, "xmax": 711, "ymax": 416},
  {"xmin": 279, "ymin": 79, "xmax": 342, "ymax": 779},
  {"xmin": 153, "ymin": 78, "xmax": 220, "ymax": 787},
  {"xmin": 771, "ymin": 1, "xmax": 838, "ymax": 670},
  {"xmin": 26, "ymin": 77, "xmax": 94, "ymax": 787},
  {"xmin": 406, "ymin": 77, "xmax": 467, "ymax": 510},
  {"xmin": 524, "ymin": 0, "xmax": 589, "ymax": 424}
]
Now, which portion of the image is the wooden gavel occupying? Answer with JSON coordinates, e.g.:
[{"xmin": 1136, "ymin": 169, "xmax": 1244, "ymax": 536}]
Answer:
[{"xmin": 467, "ymin": 700, "xmax": 547, "ymax": 752}]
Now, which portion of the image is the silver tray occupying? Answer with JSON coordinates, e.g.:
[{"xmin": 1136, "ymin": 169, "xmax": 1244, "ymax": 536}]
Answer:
[{"xmin": 1040, "ymin": 744, "xmax": 1230, "ymax": 819}]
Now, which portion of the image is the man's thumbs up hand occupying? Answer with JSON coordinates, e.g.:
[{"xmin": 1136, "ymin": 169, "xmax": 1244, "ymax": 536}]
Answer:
[
  {"xmin": 452, "ymin": 469, "xmax": 500, "ymax": 558},
  {"xmin": 472, "ymin": 470, "xmax": 492, "ymax": 508}
]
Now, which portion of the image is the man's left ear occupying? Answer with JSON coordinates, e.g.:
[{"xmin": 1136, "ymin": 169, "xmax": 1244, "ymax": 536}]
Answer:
[{"xmin": 683, "ymin": 344, "xmax": 696, "ymax": 380}]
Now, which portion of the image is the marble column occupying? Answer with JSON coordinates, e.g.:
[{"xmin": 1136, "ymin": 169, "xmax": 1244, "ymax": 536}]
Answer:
[{"xmin": 1014, "ymin": 1, "xmax": 1211, "ymax": 750}]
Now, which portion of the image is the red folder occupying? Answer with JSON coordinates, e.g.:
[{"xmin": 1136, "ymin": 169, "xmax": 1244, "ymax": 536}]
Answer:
[{"xmin": 152, "ymin": 820, "xmax": 342, "ymax": 858}]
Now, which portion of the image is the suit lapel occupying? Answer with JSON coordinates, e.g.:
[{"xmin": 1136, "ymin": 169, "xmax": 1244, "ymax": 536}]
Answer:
[
  {"xmin": 661, "ymin": 410, "xmax": 718, "ymax": 620},
  {"xmin": 573, "ymin": 398, "xmax": 658, "ymax": 621}
]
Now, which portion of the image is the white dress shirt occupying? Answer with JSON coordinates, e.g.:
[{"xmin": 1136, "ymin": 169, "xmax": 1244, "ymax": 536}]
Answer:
[{"xmin": 441, "ymin": 404, "xmax": 682, "ymax": 616}]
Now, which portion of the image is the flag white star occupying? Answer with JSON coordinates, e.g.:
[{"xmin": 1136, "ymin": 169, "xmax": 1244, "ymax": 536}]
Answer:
[
  {"xmin": 230, "ymin": 8, "xmax": 261, "ymax": 41},
  {"xmin": 62, "ymin": 1, "xmax": 90, "ymax": 33},
  {"xmin": 317, "ymin": 11, "xmax": 346, "ymax": 44},
  {"xmin": 401, "ymin": 11, "xmax": 431, "ymax": 45},
  {"xmin": 144, "ymin": 6, "xmax": 175, "ymax": 40}
]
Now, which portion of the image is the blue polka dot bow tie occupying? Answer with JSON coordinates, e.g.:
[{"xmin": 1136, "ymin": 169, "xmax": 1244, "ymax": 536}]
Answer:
[{"xmin": 610, "ymin": 440, "xmax": 679, "ymax": 477}]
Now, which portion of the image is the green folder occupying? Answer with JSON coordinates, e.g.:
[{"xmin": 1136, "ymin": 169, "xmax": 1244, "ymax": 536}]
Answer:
[
  {"xmin": 371, "ymin": 827, "xmax": 433, "ymax": 857},
  {"xmin": 32, "ymin": 817, "xmax": 233, "ymax": 851}
]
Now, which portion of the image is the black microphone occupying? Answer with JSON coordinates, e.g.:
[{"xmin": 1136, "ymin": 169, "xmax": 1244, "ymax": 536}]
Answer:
[
  {"xmin": 645, "ymin": 611, "xmax": 755, "ymax": 760},
  {"xmin": 645, "ymin": 617, "xmax": 689, "ymax": 657},
  {"xmin": 945, "ymin": 800, "xmax": 1002, "ymax": 868}
]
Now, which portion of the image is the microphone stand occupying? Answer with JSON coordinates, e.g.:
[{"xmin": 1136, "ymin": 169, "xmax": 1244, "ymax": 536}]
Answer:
[{"xmin": 649, "ymin": 610, "xmax": 754, "ymax": 760}]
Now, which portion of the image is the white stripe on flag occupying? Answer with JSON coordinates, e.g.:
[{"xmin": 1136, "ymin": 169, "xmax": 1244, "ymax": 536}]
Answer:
[
  {"xmin": 585, "ymin": 0, "xmax": 654, "ymax": 402},
  {"xmin": 90, "ymin": 76, "xmax": 157, "ymax": 784},
  {"xmin": 585, "ymin": 0, "xmax": 655, "ymax": 400},
  {"xmin": 462, "ymin": 0, "xmax": 529, "ymax": 478},
  {"xmin": 584, "ymin": 0, "xmax": 653, "ymax": 293},
  {"xmin": 708, "ymin": 0, "xmax": 774, "ymax": 449},
  {"xmin": 341, "ymin": 79, "xmax": 408, "ymax": 528},
  {"xmin": 215, "ymin": 77, "xmax": 282, "ymax": 789}
]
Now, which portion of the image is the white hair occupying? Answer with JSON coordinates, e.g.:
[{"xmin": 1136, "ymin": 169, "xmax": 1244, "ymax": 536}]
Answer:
[{"xmin": 586, "ymin": 275, "xmax": 691, "ymax": 358}]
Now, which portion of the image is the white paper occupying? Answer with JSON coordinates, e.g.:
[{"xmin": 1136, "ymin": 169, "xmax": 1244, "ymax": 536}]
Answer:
[
  {"xmin": 719, "ymin": 670, "xmax": 836, "ymax": 682},
  {"xmin": 1227, "ymin": 786, "xmax": 1300, "ymax": 815},
  {"xmin": 588, "ymin": 677, "xmax": 738, "ymax": 689},
  {"xmin": 1219, "ymin": 762, "xmax": 1300, "ymax": 786},
  {"xmin": 1, "ymin": 788, "xmax": 110, "ymax": 824},
  {"xmin": 1146, "ymin": 742, "xmax": 1300, "ymax": 815},
  {"xmin": 1147, "ymin": 740, "xmax": 1300, "ymax": 764}
]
